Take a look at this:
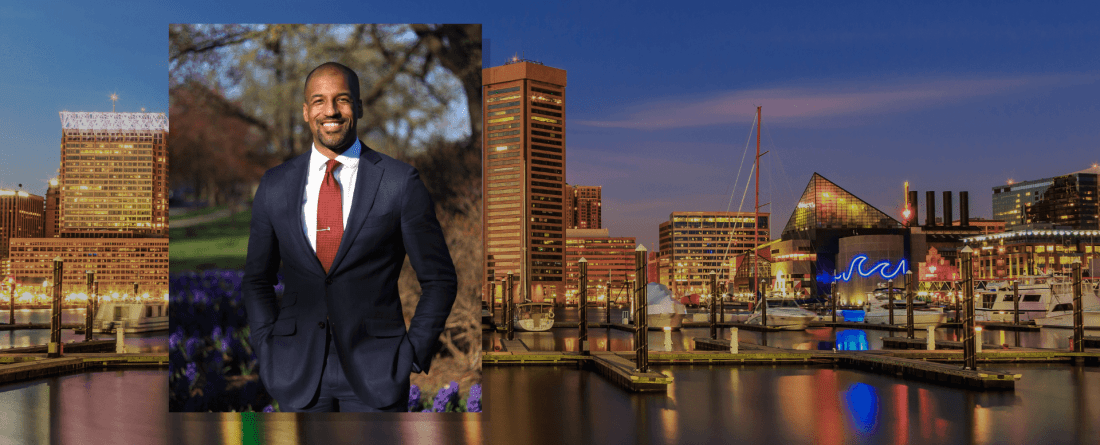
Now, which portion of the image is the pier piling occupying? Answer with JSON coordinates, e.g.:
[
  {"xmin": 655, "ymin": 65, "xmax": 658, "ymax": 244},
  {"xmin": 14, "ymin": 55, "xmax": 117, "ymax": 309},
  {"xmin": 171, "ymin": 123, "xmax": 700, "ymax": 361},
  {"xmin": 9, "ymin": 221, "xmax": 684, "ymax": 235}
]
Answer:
[
  {"xmin": 85, "ymin": 271, "xmax": 94, "ymax": 342},
  {"xmin": 579, "ymin": 257, "xmax": 589, "ymax": 354},
  {"xmin": 1073, "ymin": 261, "xmax": 1084, "ymax": 353},
  {"xmin": 506, "ymin": 273, "xmax": 515, "ymax": 341},
  {"xmin": 709, "ymin": 273, "xmax": 717, "ymax": 340},
  {"xmin": 48, "ymin": 257, "xmax": 62, "ymax": 358}
]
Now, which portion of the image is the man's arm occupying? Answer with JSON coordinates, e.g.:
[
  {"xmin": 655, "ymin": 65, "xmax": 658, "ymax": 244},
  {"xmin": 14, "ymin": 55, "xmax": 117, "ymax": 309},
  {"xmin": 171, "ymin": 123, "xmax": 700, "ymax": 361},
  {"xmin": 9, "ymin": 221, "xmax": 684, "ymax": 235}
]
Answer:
[
  {"xmin": 242, "ymin": 175, "xmax": 282, "ymax": 354},
  {"xmin": 400, "ymin": 168, "xmax": 459, "ymax": 374}
]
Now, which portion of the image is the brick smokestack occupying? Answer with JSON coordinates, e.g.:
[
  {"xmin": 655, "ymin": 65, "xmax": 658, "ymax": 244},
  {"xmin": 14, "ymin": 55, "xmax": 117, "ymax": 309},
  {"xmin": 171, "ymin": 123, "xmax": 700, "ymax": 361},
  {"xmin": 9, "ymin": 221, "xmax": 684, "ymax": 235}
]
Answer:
[
  {"xmin": 943, "ymin": 191, "xmax": 953, "ymax": 227},
  {"xmin": 908, "ymin": 190, "xmax": 919, "ymax": 227},
  {"xmin": 960, "ymin": 191, "xmax": 970, "ymax": 226},
  {"xmin": 925, "ymin": 191, "xmax": 936, "ymax": 227}
]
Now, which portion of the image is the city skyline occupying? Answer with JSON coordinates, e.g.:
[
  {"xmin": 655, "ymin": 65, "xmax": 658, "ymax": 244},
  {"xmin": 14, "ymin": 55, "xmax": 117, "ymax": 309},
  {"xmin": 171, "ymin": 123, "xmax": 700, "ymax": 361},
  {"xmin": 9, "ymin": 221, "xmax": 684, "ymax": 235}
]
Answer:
[{"xmin": 170, "ymin": 0, "xmax": 1100, "ymax": 251}]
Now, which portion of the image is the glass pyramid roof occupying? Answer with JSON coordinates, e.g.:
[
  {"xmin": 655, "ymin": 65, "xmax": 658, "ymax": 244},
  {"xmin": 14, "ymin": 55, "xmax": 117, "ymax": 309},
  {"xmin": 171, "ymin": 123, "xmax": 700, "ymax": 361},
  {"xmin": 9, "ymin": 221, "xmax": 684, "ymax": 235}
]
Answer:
[{"xmin": 782, "ymin": 173, "xmax": 902, "ymax": 237}]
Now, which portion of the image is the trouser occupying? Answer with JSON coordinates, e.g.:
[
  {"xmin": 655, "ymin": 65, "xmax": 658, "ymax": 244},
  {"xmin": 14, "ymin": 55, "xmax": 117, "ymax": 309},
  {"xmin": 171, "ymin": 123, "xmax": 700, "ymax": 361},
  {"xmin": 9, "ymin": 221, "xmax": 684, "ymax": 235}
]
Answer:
[{"xmin": 284, "ymin": 324, "xmax": 409, "ymax": 413}]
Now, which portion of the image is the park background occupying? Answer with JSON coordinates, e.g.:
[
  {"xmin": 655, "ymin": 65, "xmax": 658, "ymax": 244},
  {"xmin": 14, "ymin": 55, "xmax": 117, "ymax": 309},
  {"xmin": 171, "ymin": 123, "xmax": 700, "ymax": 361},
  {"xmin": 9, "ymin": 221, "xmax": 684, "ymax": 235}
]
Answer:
[{"xmin": 167, "ymin": 24, "xmax": 483, "ymax": 412}]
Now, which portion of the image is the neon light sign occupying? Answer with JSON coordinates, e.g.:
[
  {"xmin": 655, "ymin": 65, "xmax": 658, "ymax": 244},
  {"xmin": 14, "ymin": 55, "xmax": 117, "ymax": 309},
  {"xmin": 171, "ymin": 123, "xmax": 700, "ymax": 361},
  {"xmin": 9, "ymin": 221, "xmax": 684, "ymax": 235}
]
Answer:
[{"xmin": 834, "ymin": 255, "xmax": 907, "ymax": 282}]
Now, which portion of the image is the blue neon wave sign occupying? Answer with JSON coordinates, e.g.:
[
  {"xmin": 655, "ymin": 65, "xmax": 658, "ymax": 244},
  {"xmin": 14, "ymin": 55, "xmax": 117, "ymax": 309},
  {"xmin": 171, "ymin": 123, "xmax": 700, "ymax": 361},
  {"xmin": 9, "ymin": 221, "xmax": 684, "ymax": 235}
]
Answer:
[{"xmin": 833, "ymin": 255, "xmax": 907, "ymax": 282}]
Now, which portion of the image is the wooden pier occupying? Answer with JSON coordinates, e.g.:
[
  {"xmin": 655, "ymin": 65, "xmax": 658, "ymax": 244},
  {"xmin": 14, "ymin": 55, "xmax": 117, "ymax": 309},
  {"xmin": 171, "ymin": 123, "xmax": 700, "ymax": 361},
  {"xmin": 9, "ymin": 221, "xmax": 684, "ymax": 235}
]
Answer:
[
  {"xmin": 0, "ymin": 323, "xmax": 85, "ymax": 331},
  {"xmin": 485, "ymin": 332, "xmax": 1100, "ymax": 393},
  {"xmin": 586, "ymin": 352, "xmax": 671, "ymax": 392},
  {"xmin": 0, "ymin": 339, "xmax": 116, "ymax": 354},
  {"xmin": 833, "ymin": 351, "xmax": 1020, "ymax": 390},
  {"xmin": 0, "ymin": 352, "xmax": 167, "ymax": 385},
  {"xmin": 881, "ymin": 336, "xmax": 1003, "ymax": 350}
]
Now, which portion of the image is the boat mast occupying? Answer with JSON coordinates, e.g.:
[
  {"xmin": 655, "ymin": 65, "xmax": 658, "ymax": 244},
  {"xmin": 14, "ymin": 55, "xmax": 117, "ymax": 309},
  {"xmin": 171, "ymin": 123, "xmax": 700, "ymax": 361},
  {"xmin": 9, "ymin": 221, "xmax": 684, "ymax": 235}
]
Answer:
[{"xmin": 755, "ymin": 106, "xmax": 763, "ymax": 325}]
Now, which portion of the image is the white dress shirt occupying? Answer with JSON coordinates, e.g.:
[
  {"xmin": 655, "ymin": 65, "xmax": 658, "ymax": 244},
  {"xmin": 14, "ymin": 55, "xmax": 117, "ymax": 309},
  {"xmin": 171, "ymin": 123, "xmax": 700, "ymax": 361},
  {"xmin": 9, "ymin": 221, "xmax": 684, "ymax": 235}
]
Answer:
[{"xmin": 302, "ymin": 139, "xmax": 361, "ymax": 252}]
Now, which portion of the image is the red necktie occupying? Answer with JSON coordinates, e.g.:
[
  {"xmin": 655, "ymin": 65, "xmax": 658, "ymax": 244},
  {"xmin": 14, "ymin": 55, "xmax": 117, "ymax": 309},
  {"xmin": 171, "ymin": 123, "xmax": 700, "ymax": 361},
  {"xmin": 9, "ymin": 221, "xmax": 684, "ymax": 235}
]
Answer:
[{"xmin": 316, "ymin": 159, "xmax": 343, "ymax": 273}]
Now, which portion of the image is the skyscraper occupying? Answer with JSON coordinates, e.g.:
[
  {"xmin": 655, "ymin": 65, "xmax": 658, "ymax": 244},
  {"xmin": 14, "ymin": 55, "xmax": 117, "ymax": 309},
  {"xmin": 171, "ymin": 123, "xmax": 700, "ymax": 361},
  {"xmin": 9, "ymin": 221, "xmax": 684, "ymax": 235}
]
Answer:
[
  {"xmin": 0, "ymin": 190, "xmax": 44, "ymax": 259},
  {"xmin": 58, "ymin": 112, "xmax": 169, "ymax": 237},
  {"xmin": 483, "ymin": 57, "xmax": 567, "ymax": 302},
  {"xmin": 564, "ymin": 184, "xmax": 601, "ymax": 229},
  {"xmin": 8, "ymin": 111, "xmax": 169, "ymax": 294}
]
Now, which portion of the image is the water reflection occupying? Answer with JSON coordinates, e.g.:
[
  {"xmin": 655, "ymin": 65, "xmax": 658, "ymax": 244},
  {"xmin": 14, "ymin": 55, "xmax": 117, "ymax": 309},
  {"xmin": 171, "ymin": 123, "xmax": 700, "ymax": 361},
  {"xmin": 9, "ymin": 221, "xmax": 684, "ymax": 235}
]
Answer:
[
  {"xmin": 843, "ymin": 382, "xmax": 879, "ymax": 435},
  {"xmin": 481, "ymin": 364, "xmax": 1100, "ymax": 445},
  {"xmin": 0, "ymin": 371, "xmax": 166, "ymax": 445},
  {"xmin": 835, "ymin": 329, "xmax": 869, "ymax": 351}
]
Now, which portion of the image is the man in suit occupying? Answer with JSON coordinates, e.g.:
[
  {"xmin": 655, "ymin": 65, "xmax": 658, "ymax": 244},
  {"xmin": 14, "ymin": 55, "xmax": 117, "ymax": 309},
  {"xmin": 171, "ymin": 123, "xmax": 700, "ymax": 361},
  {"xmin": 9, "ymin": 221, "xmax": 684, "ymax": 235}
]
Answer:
[{"xmin": 243, "ymin": 62, "xmax": 458, "ymax": 412}]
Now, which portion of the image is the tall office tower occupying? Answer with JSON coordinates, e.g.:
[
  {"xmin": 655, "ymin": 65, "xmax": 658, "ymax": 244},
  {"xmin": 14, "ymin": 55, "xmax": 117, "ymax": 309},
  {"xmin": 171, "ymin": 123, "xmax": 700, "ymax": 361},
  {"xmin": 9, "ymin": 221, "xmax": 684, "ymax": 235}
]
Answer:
[
  {"xmin": 44, "ymin": 178, "xmax": 60, "ymax": 237},
  {"xmin": 58, "ymin": 112, "xmax": 169, "ymax": 237},
  {"xmin": 0, "ymin": 190, "xmax": 45, "ymax": 259},
  {"xmin": 483, "ymin": 57, "xmax": 567, "ymax": 302},
  {"xmin": 992, "ymin": 169, "xmax": 1099, "ymax": 230},
  {"xmin": 657, "ymin": 211, "xmax": 769, "ymax": 296},
  {"xmin": 564, "ymin": 184, "xmax": 602, "ymax": 229},
  {"xmin": 8, "ymin": 112, "xmax": 169, "ymax": 295}
]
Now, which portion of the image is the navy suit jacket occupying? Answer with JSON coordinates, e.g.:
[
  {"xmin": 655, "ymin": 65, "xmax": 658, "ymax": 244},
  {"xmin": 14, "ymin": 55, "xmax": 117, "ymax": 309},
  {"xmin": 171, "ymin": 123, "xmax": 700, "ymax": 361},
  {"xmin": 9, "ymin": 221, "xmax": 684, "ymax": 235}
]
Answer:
[{"xmin": 242, "ymin": 146, "xmax": 457, "ymax": 410}]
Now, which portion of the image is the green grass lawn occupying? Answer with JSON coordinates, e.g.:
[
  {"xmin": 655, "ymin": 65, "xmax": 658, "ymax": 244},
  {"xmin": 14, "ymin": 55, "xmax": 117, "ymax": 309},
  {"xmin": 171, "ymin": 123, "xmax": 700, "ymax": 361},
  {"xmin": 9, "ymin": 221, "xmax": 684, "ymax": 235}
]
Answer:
[
  {"xmin": 170, "ymin": 209, "xmax": 252, "ymax": 272},
  {"xmin": 169, "ymin": 205, "xmax": 228, "ymax": 222}
]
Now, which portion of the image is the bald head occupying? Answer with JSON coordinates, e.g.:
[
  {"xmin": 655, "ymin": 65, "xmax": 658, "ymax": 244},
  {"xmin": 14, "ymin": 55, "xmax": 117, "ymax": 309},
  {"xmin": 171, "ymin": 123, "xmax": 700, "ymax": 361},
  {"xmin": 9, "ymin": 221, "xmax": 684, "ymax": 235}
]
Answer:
[{"xmin": 304, "ymin": 62, "xmax": 361, "ymax": 103}]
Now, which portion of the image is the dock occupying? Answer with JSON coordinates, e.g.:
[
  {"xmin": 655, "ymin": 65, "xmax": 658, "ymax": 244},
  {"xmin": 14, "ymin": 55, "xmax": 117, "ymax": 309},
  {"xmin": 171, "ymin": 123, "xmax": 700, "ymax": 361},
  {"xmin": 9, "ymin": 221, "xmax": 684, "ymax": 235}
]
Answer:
[
  {"xmin": 881, "ymin": 336, "xmax": 1004, "ymax": 350},
  {"xmin": 485, "ymin": 333, "xmax": 1100, "ymax": 393},
  {"xmin": 0, "ymin": 339, "xmax": 116, "ymax": 354},
  {"xmin": 586, "ymin": 352, "xmax": 671, "ymax": 392},
  {"xmin": 0, "ymin": 323, "xmax": 85, "ymax": 331},
  {"xmin": 833, "ymin": 351, "xmax": 1020, "ymax": 390},
  {"xmin": 0, "ymin": 352, "xmax": 167, "ymax": 385}
]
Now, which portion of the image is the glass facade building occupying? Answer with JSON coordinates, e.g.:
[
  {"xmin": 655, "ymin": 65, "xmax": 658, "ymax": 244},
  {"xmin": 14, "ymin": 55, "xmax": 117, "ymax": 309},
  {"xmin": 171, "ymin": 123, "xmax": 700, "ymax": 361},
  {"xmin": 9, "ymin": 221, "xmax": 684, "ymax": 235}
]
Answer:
[
  {"xmin": 992, "ymin": 171, "xmax": 1099, "ymax": 230},
  {"xmin": 658, "ymin": 211, "xmax": 769, "ymax": 296},
  {"xmin": 58, "ymin": 111, "xmax": 169, "ymax": 237},
  {"xmin": 483, "ymin": 58, "xmax": 568, "ymax": 302}
]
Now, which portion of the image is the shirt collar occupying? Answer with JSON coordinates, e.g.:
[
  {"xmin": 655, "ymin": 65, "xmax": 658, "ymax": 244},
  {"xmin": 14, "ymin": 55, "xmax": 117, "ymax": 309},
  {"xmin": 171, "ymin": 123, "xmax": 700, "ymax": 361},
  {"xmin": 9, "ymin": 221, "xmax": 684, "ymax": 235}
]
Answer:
[{"xmin": 309, "ymin": 139, "xmax": 362, "ymax": 172}]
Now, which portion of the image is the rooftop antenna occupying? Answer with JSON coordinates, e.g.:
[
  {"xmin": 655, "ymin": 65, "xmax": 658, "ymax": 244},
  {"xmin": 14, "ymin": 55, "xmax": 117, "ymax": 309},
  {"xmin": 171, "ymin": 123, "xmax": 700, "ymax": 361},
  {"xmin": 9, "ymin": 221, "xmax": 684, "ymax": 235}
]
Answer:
[{"xmin": 110, "ymin": 93, "xmax": 119, "ymax": 112}]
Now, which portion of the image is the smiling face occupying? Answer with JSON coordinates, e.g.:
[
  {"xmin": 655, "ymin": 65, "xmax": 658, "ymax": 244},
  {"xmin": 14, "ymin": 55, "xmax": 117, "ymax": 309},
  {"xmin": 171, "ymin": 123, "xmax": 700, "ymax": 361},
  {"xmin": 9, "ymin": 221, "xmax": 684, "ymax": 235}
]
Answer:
[{"xmin": 302, "ymin": 67, "xmax": 362, "ymax": 157}]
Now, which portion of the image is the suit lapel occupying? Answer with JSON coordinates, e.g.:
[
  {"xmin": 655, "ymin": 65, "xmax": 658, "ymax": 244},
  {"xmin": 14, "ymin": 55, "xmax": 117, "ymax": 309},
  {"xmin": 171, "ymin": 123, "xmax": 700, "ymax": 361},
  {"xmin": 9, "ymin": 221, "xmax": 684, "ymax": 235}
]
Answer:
[
  {"xmin": 284, "ymin": 153, "xmax": 321, "ymax": 274},
  {"xmin": 327, "ymin": 147, "xmax": 384, "ymax": 274}
]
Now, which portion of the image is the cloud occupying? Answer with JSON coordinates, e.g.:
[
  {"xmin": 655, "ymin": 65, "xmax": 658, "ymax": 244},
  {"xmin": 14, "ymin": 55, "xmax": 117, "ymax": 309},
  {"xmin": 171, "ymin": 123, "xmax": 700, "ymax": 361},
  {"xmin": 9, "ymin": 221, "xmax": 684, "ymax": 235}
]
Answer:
[{"xmin": 574, "ymin": 74, "xmax": 1092, "ymax": 129}]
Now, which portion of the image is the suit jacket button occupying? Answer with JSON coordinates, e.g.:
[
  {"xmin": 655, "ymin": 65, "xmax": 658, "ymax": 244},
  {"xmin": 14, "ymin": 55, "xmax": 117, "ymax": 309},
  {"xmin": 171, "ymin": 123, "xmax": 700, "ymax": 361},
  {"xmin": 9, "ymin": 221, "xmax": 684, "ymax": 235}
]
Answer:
[
  {"xmin": 325, "ymin": 278, "xmax": 333, "ymax": 285},
  {"xmin": 318, "ymin": 321, "xmax": 326, "ymax": 329}
]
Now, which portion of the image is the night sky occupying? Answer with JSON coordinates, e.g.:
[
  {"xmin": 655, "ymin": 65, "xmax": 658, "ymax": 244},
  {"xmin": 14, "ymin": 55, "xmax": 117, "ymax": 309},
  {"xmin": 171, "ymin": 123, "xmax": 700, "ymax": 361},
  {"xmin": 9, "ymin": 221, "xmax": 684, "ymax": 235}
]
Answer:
[{"xmin": 7, "ymin": 1, "xmax": 1098, "ymax": 250}]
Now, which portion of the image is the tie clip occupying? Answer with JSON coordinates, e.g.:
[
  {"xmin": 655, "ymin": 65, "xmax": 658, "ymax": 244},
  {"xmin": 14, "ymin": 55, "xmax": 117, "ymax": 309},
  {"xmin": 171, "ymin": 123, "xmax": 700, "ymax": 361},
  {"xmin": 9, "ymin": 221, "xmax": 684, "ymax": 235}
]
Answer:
[{"xmin": 317, "ymin": 227, "xmax": 331, "ymax": 232}]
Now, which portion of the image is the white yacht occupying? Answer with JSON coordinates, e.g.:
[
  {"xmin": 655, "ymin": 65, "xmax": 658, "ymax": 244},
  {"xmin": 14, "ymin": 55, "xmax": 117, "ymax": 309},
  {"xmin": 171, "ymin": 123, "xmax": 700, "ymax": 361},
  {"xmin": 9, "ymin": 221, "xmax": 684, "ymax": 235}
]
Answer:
[
  {"xmin": 863, "ymin": 288, "xmax": 946, "ymax": 328},
  {"xmin": 976, "ymin": 276, "xmax": 1100, "ymax": 327},
  {"xmin": 92, "ymin": 301, "xmax": 168, "ymax": 333},
  {"xmin": 1032, "ymin": 280, "xmax": 1100, "ymax": 328},
  {"xmin": 746, "ymin": 296, "xmax": 817, "ymax": 330},
  {"xmin": 513, "ymin": 301, "xmax": 555, "ymax": 332}
]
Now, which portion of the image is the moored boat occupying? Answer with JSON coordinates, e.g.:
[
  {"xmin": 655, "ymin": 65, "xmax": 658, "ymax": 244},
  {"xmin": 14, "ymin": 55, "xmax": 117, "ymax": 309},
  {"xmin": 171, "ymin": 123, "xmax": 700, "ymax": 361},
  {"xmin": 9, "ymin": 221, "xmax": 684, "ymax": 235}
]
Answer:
[
  {"xmin": 514, "ymin": 301, "xmax": 555, "ymax": 332},
  {"xmin": 92, "ymin": 301, "xmax": 168, "ymax": 333}
]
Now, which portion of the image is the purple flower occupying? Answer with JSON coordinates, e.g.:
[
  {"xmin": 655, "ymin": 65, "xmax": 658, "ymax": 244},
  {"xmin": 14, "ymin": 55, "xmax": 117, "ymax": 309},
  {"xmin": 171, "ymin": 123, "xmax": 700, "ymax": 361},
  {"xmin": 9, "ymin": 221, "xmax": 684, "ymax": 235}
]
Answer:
[
  {"xmin": 169, "ymin": 329, "xmax": 184, "ymax": 350},
  {"xmin": 212, "ymin": 326, "xmax": 223, "ymax": 340},
  {"xmin": 263, "ymin": 404, "xmax": 275, "ymax": 413},
  {"xmin": 408, "ymin": 384, "xmax": 422, "ymax": 412},
  {"xmin": 185, "ymin": 362, "xmax": 198, "ymax": 383},
  {"xmin": 185, "ymin": 336, "xmax": 200, "ymax": 358},
  {"xmin": 432, "ymin": 381, "xmax": 461, "ymax": 412},
  {"xmin": 466, "ymin": 384, "xmax": 481, "ymax": 413}
]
